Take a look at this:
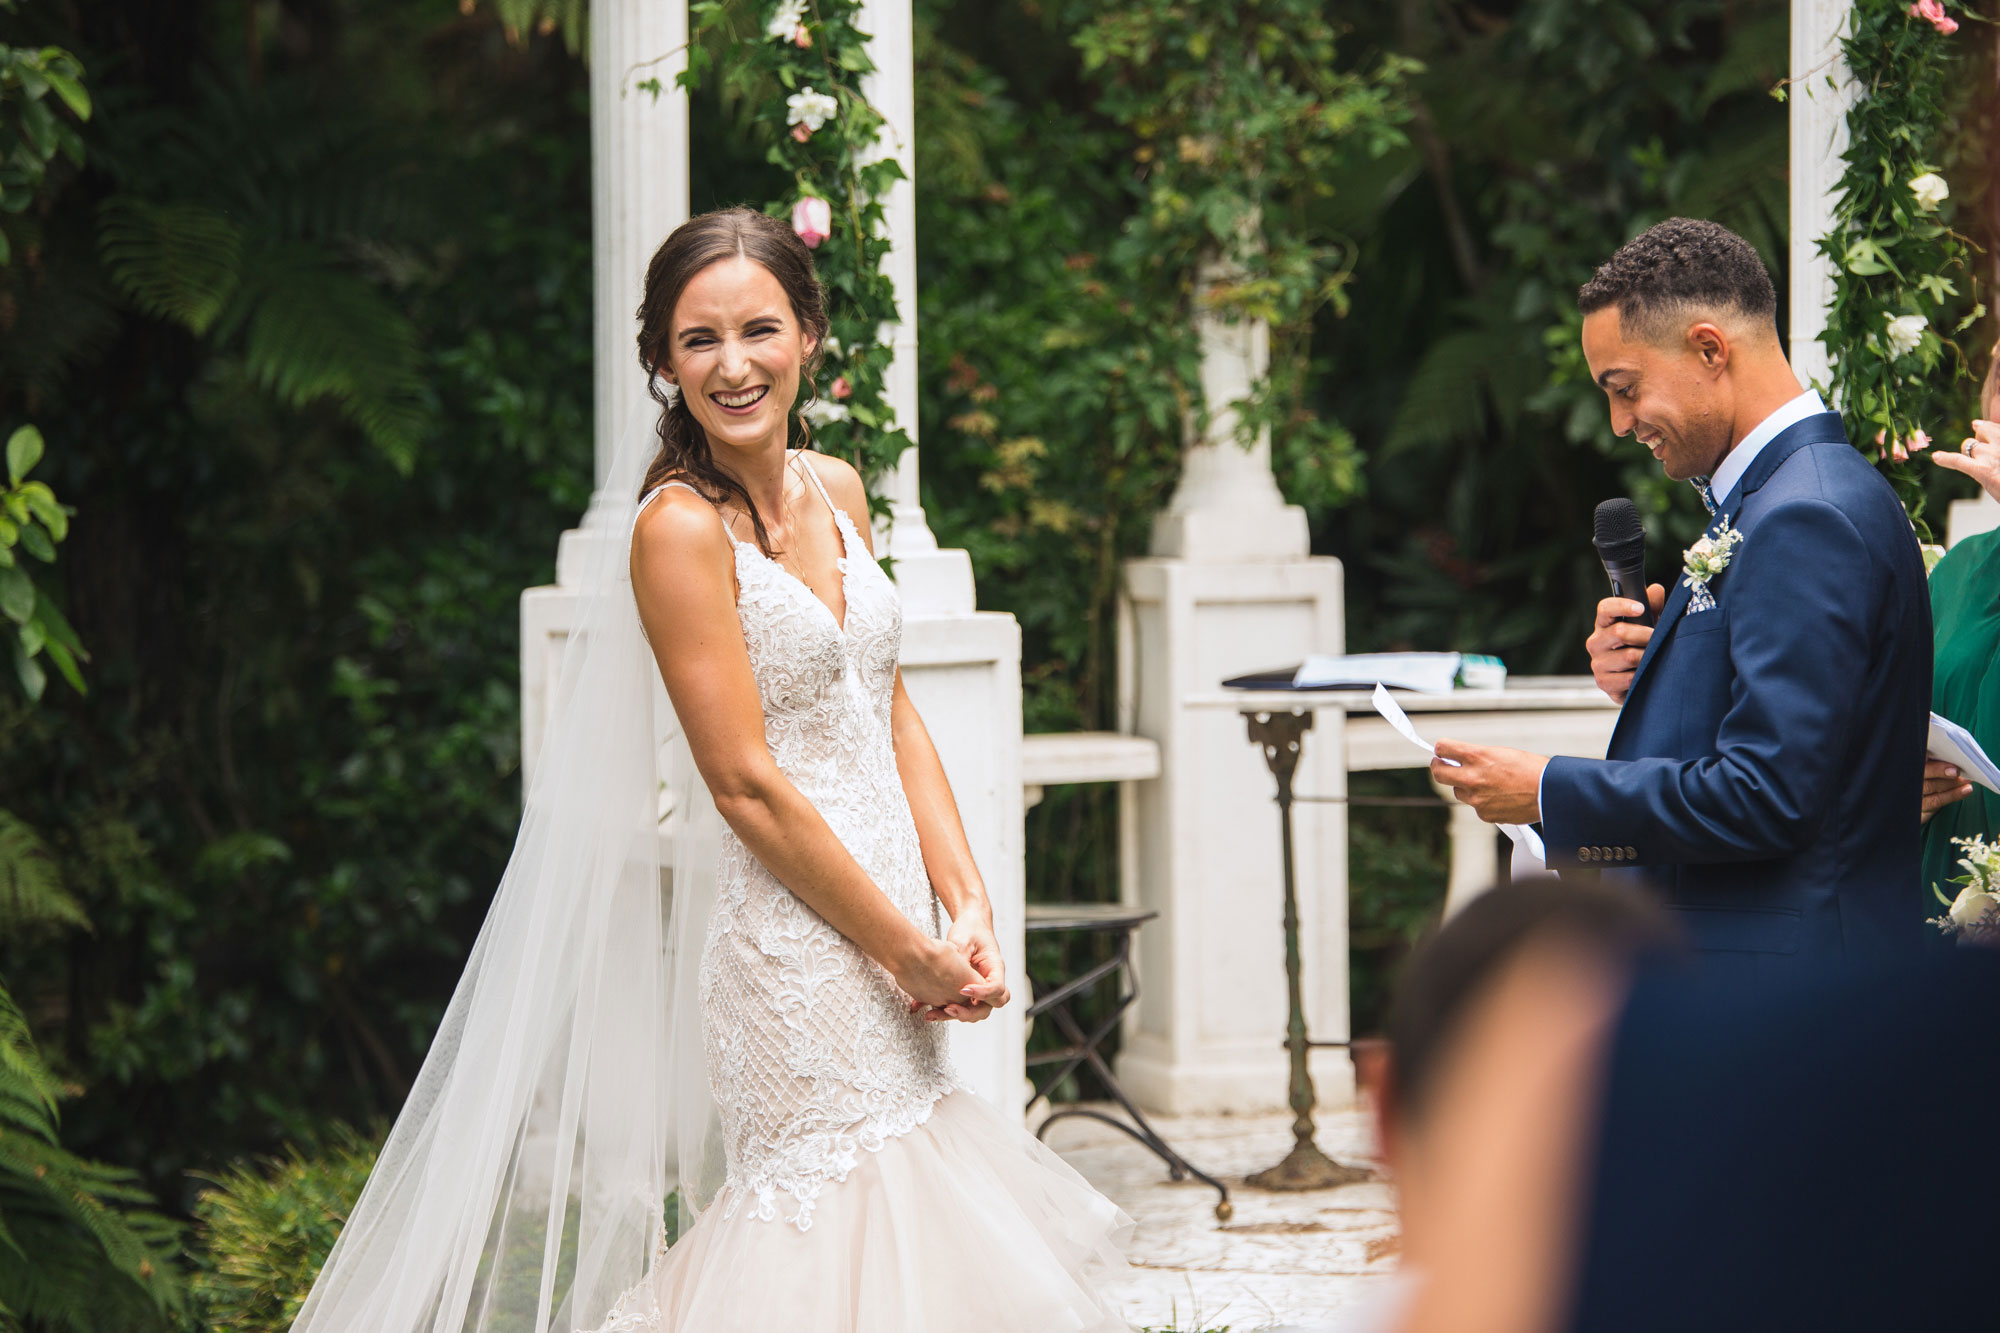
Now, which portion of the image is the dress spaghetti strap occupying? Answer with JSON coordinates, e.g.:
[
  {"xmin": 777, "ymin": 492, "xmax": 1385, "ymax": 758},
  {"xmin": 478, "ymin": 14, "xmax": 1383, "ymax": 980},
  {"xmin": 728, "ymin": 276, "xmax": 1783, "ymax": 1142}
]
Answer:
[{"xmin": 792, "ymin": 452, "xmax": 844, "ymax": 525}]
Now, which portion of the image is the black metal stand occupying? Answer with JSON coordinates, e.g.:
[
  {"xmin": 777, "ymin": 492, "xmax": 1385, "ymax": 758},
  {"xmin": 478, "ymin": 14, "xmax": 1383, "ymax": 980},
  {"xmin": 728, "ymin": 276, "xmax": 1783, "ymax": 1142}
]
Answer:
[
  {"xmin": 1023, "ymin": 902, "xmax": 1234, "ymax": 1222},
  {"xmin": 1241, "ymin": 710, "xmax": 1372, "ymax": 1192}
]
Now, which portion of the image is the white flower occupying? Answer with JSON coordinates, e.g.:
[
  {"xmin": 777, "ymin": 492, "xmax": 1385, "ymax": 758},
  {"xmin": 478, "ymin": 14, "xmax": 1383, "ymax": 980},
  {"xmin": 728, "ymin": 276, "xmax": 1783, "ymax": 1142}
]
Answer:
[
  {"xmin": 822, "ymin": 334, "xmax": 843, "ymax": 359},
  {"xmin": 764, "ymin": 0, "xmax": 807, "ymax": 40},
  {"xmin": 1909, "ymin": 172, "xmax": 1950, "ymax": 210},
  {"xmin": 1681, "ymin": 518, "xmax": 1743, "ymax": 588},
  {"xmin": 786, "ymin": 87, "xmax": 838, "ymax": 134},
  {"xmin": 1884, "ymin": 313, "xmax": 1928, "ymax": 358},
  {"xmin": 802, "ymin": 398, "xmax": 849, "ymax": 427},
  {"xmin": 1957, "ymin": 835, "xmax": 2000, "ymax": 894},
  {"xmin": 1948, "ymin": 885, "xmax": 2000, "ymax": 930}
]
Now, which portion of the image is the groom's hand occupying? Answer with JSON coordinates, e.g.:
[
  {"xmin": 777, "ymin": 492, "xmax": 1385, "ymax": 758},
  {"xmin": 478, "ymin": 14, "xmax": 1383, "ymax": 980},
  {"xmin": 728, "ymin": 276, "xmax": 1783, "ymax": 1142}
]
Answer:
[
  {"xmin": 1432, "ymin": 740, "xmax": 1549, "ymax": 825},
  {"xmin": 1586, "ymin": 582, "xmax": 1666, "ymax": 704}
]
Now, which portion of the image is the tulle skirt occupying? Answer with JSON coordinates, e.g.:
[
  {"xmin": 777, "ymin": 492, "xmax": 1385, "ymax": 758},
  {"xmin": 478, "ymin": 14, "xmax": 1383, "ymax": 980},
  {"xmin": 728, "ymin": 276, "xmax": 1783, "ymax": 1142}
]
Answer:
[{"xmin": 600, "ymin": 1089, "xmax": 1134, "ymax": 1332}]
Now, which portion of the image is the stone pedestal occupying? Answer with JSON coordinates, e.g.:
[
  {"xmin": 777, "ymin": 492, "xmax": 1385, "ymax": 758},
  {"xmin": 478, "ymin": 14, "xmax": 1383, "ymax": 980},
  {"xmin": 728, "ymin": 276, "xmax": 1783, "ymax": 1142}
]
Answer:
[{"xmin": 1116, "ymin": 558, "xmax": 1351, "ymax": 1114}]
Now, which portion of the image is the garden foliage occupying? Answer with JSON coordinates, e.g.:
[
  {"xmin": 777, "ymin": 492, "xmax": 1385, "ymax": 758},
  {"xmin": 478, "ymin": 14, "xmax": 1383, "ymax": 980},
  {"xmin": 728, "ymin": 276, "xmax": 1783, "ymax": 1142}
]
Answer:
[{"xmin": 0, "ymin": 2, "xmax": 1990, "ymax": 1303}]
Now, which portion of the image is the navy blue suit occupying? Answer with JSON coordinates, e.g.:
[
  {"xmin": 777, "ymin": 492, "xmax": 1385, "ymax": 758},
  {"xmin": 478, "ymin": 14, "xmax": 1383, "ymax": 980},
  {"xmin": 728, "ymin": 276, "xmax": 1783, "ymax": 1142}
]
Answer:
[{"xmin": 1540, "ymin": 413, "xmax": 1932, "ymax": 966}]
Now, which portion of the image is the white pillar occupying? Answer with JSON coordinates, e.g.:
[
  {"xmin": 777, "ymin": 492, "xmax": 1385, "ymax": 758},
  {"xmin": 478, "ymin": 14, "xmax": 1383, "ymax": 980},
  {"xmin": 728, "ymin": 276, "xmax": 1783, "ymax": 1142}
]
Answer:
[
  {"xmin": 1788, "ymin": 0, "xmax": 1855, "ymax": 392},
  {"xmin": 1149, "ymin": 256, "xmax": 1311, "ymax": 562},
  {"xmin": 1118, "ymin": 253, "xmax": 1351, "ymax": 1115},
  {"xmin": 527, "ymin": 0, "xmax": 690, "ymax": 783},
  {"xmin": 858, "ymin": 0, "xmax": 976, "ymax": 616},
  {"xmin": 853, "ymin": 0, "xmax": 1021, "ymax": 1109}
]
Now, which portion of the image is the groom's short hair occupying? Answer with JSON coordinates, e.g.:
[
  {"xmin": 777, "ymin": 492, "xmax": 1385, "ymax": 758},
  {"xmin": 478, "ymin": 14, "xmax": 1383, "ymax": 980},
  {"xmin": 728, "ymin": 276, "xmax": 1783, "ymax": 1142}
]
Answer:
[{"xmin": 1579, "ymin": 218, "xmax": 1778, "ymax": 345}]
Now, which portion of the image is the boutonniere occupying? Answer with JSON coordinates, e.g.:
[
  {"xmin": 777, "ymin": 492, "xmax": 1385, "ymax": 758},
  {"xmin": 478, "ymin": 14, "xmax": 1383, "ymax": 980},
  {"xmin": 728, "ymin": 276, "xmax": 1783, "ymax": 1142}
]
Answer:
[{"xmin": 1682, "ymin": 519, "xmax": 1742, "ymax": 611}]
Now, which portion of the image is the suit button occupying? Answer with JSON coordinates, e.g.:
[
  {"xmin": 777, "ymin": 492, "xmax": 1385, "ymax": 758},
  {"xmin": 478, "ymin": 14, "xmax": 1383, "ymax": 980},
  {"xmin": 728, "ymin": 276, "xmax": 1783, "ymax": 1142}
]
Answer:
[
  {"xmin": 1580, "ymin": 847, "xmax": 1595, "ymax": 862},
  {"xmin": 1624, "ymin": 846, "xmax": 1637, "ymax": 859}
]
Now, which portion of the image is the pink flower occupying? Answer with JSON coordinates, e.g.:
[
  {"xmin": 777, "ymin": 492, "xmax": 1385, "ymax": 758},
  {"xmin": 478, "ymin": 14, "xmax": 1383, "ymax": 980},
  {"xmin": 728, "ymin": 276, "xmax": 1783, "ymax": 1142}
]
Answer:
[
  {"xmin": 792, "ymin": 25, "xmax": 812, "ymax": 48},
  {"xmin": 1910, "ymin": 0, "xmax": 1959, "ymax": 33},
  {"xmin": 1910, "ymin": 430, "xmax": 1932, "ymax": 452},
  {"xmin": 791, "ymin": 123, "xmax": 813, "ymax": 143},
  {"xmin": 791, "ymin": 196, "xmax": 832, "ymax": 249},
  {"xmin": 831, "ymin": 376, "xmax": 853, "ymax": 400}
]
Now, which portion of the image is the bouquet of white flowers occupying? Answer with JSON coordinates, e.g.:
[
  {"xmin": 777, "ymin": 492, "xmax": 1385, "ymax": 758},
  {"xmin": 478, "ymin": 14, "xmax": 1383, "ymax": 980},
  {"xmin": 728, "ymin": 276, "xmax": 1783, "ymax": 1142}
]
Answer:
[{"xmin": 1929, "ymin": 835, "xmax": 2000, "ymax": 945}]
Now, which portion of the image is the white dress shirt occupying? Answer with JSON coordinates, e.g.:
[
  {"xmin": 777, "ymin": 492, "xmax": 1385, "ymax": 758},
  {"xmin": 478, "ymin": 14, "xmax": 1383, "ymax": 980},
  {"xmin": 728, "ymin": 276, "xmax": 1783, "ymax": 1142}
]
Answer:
[{"xmin": 1703, "ymin": 388, "xmax": 1826, "ymax": 510}]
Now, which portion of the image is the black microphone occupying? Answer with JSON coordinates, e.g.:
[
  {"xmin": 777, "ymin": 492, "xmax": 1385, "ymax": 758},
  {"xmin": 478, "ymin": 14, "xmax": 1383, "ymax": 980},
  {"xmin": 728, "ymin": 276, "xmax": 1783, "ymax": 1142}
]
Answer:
[{"xmin": 1593, "ymin": 498, "xmax": 1656, "ymax": 627}]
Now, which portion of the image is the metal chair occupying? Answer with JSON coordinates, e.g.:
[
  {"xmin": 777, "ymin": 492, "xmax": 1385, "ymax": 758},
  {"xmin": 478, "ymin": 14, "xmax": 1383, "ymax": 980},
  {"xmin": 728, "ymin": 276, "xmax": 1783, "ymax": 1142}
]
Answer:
[{"xmin": 1023, "ymin": 900, "xmax": 1233, "ymax": 1222}]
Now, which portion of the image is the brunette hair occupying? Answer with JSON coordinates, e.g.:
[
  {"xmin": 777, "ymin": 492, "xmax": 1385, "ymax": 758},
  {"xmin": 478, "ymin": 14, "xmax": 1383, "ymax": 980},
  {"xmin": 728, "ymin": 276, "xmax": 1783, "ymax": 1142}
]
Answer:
[
  {"xmin": 1983, "ymin": 339, "xmax": 2000, "ymax": 420},
  {"xmin": 636, "ymin": 207, "xmax": 831, "ymax": 554}
]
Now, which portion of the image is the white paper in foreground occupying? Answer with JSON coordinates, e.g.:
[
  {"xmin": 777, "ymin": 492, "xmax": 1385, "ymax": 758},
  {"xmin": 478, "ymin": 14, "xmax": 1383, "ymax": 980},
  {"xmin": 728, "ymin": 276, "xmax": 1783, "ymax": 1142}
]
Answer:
[
  {"xmin": 1928, "ymin": 712, "xmax": 2000, "ymax": 795},
  {"xmin": 1372, "ymin": 685, "xmax": 1546, "ymax": 879}
]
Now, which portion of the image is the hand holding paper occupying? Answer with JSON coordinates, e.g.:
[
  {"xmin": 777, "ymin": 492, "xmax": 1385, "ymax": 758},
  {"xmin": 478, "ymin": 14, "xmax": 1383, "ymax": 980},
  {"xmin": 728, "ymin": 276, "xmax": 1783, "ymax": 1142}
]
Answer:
[{"xmin": 1370, "ymin": 686, "xmax": 1548, "ymax": 866}]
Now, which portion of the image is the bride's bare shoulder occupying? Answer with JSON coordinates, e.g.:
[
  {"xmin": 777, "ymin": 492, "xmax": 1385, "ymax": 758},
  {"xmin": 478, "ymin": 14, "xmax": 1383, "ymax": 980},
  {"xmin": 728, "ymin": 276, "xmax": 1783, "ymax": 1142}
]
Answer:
[{"xmin": 632, "ymin": 483, "xmax": 733, "ymax": 583}]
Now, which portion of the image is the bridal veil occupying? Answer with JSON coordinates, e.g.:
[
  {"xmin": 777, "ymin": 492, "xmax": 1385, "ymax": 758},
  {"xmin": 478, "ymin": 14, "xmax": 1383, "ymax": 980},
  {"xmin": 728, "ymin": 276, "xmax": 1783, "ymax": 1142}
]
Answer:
[{"xmin": 288, "ymin": 414, "xmax": 723, "ymax": 1333}]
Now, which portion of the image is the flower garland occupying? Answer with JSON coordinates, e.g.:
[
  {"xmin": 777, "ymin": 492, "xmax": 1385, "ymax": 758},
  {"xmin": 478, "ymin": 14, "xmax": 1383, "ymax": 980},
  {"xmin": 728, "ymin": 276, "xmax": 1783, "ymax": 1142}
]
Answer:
[
  {"xmin": 1819, "ymin": 0, "xmax": 1985, "ymax": 535},
  {"xmin": 679, "ymin": 0, "xmax": 910, "ymax": 496}
]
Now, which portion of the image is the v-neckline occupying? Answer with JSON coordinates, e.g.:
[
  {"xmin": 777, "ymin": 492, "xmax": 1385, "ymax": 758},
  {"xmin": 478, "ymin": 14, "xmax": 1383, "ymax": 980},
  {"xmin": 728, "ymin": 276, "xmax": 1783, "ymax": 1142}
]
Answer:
[{"xmin": 728, "ymin": 464, "xmax": 857, "ymax": 636}]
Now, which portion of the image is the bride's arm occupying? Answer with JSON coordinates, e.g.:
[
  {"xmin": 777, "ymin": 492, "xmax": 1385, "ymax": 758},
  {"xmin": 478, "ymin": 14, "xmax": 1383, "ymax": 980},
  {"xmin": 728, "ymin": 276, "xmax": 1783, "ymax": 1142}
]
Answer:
[
  {"xmin": 631, "ymin": 491, "xmax": 982, "ymax": 1009},
  {"xmin": 817, "ymin": 457, "xmax": 1011, "ymax": 1021}
]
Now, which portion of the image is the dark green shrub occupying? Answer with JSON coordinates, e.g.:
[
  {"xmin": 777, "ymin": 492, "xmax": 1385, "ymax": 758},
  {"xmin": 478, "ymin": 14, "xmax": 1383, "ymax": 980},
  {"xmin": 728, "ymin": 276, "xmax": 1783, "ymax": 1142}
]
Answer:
[{"xmin": 185, "ymin": 1125, "xmax": 378, "ymax": 1333}]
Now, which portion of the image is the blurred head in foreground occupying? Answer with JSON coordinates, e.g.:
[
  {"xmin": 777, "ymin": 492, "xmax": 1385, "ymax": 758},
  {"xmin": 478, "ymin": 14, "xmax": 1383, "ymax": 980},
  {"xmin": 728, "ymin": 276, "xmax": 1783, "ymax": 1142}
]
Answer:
[{"xmin": 1375, "ymin": 878, "xmax": 1678, "ymax": 1333}]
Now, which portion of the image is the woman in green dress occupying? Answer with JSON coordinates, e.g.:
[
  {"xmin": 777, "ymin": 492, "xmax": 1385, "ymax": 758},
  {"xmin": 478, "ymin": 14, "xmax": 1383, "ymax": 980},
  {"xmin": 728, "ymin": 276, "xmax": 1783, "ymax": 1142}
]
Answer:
[{"xmin": 1919, "ymin": 350, "xmax": 2000, "ymax": 902}]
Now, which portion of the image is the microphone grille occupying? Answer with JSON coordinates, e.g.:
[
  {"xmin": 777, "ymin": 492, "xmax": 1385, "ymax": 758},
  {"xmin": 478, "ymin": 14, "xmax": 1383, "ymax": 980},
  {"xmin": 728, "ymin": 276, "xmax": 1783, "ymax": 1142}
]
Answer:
[{"xmin": 1593, "ymin": 497, "xmax": 1645, "ymax": 551}]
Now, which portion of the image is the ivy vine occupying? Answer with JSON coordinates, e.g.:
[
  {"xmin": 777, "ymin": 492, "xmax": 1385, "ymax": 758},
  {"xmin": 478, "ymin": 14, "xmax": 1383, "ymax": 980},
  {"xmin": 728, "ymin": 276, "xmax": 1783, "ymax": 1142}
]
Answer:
[
  {"xmin": 679, "ymin": 0, "xmax": 912, "ymax": 499},
  {"xmin": 1820, "ymin": 0, "xmax": 1985, "ymax": 534},
  {"xmin": 1068, "ymin": 0, "xmax": 1415, "ymax": 511}
]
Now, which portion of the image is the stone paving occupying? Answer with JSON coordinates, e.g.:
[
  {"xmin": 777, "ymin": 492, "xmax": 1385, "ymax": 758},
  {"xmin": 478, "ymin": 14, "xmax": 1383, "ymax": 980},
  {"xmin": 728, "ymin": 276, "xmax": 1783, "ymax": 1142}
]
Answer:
[{"xmin": 1037, "ymin": 1102, "xmax": 1401, "ymax": 1332}]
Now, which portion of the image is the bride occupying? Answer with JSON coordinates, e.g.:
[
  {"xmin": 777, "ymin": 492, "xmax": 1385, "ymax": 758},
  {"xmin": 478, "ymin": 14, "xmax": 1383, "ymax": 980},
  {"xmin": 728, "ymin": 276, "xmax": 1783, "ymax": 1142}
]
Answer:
[{"xmin": 285, "ymin": 206, "xmax": 1131, "ymax": 1333}]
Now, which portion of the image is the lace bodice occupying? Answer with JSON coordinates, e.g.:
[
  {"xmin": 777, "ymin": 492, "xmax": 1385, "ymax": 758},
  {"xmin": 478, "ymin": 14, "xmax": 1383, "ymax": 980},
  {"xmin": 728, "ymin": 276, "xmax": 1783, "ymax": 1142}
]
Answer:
[{"xmin": 641, "ymin": 459, "xmax": 955, "ymax": 1234}]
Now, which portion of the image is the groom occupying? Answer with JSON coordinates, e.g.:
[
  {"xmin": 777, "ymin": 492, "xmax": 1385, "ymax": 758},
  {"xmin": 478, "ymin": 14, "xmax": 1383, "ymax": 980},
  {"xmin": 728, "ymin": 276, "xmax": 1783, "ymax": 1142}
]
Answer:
[{"xmin": 1432, "ymin": 218, "xmax": 1932, "ymax": 968}]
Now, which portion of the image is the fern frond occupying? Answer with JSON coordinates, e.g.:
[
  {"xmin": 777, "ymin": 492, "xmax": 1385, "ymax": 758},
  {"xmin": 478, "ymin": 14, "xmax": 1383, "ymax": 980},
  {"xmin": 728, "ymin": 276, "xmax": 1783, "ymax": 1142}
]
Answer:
[
  {"xmin": 0, "ymin": 809, "xmax": 87, "ymax": 936},
  {"xmin": 0, "ymin": 981, "xmax": 182, "ymax": 1332},
  {"xmin": 238, "ymin": 248, "xmax": 430, "ymax": 471},
  {"xmin": 97, "ymin": 196, "xmax": 243, "ymax": 335}
]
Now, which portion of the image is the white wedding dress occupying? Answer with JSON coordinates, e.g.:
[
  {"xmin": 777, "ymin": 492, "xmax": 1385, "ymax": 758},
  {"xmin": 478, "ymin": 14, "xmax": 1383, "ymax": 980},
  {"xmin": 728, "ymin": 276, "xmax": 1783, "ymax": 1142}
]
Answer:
[{"xmin": 596, "ymin": 459, "xmax": 1132, "ymax": 1332}]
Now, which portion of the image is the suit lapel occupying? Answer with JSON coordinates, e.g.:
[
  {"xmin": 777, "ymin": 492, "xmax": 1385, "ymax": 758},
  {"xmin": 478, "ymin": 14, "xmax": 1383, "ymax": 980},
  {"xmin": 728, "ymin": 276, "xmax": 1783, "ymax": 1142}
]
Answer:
[{"xmin": 1621, "ymin": 412, "xmax": 1845, "ymax": 702}]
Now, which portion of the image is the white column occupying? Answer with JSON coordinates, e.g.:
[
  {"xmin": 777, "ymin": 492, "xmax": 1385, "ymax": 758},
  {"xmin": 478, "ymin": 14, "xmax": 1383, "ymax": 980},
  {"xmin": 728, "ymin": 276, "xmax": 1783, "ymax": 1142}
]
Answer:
[
  {"xmin": 857, "ymin": 0, "xmax": 975, "ymax": 615},
  {"xmin": 1149, "ymin": 255, "xmax": 1311, "ymax": 562},
  {"xmin": 1118, "ymin": 251, "xmax": 1350, "ymax": 1115},
  {"xmin": 525, "ymin": 0, "xmax": 688, "ymax": 775},
  {"xmin": 856, "ymin": 0, "xmax": 1021, "ymax": 1109},
  {"xmin": 1788, "ymin": 0, "xmax": 1855, "ymax": 392}
]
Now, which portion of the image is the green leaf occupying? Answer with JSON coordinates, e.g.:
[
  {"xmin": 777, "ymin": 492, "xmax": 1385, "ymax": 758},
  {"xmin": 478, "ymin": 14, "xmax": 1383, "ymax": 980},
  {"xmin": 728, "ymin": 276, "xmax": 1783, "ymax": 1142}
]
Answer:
[
  {"xmin": 11, "ymin": 636, "xmax": 43, "ymax": 701},
  {"xmin": 5, "ymin": 424, "xmax": 43, "ymax": 485},
  {"xmin": 98, "ymin": 196, "xmax": 243, "ymax": 335},
  {"xmin": 16, "ymin": 524, "xmax": 52, "ymax": 562},
  {"xmin": 41, "ymin": 635, "xmax": 83, "ymax": 695},
  {"xmin": 19, "ymin": 484, "xmax": 64, "ymax": 541},
  {"xmin": 42, "ymin": 67, "xmax": 89, "ymax": 120},
  {"xmin": 0, "ymin": 567, "xmax": 31, "ymax": 624}
]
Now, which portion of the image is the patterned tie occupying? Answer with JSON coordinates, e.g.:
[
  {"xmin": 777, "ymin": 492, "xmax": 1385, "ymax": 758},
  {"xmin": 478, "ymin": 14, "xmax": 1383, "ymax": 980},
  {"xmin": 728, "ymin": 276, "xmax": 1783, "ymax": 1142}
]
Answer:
[{"xmin": 1693, "ymin": 475, "xmax": 1718, "ymax": 516}]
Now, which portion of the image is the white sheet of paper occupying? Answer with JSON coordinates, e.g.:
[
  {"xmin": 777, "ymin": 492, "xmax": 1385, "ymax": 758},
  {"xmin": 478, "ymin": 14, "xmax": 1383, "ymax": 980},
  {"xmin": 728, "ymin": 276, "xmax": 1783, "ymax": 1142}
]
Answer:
[
  {"xmin": 1929, "ymin": 712, "xmax": 2000, "ymax": 795},
  {"xmin": 1373, "ymin": 684, "xmax": 1547, "ymax": 871},
  {"xmin": 1371, "ymin": 683, "xmax": 1456, "ymax": 764}
]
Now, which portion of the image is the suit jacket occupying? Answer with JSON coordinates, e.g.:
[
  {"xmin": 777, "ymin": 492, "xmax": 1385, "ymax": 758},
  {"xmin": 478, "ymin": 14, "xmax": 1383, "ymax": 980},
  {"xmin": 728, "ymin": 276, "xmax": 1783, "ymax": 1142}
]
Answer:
[{"xmin": 1540, "ymin": 413, "xmax": 1932, "ymax": 966}]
